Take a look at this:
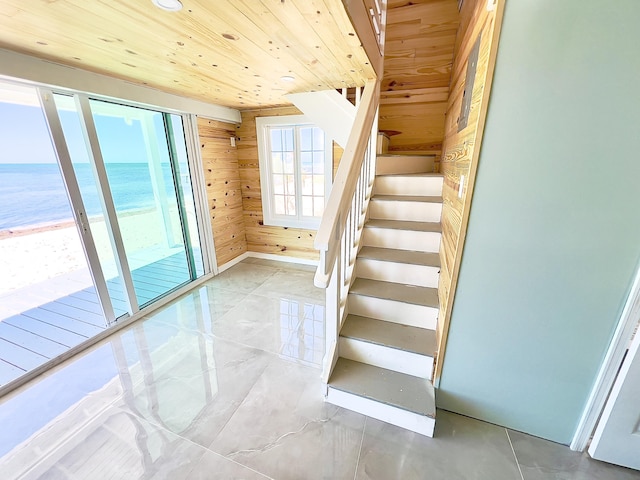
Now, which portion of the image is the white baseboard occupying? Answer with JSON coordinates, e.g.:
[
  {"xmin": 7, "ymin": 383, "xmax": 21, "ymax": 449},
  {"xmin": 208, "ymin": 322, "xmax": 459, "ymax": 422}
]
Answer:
[
  {"xmin": 217, "ymin": 252, "xmax": 251, "ymax": 273},
  {"xmin": 217, "ymin": 251, "xmax": 319, "ymax": 273},
  {"xmin": 246, "ymin": 251, "xmax": 319, "ymax": 266}
]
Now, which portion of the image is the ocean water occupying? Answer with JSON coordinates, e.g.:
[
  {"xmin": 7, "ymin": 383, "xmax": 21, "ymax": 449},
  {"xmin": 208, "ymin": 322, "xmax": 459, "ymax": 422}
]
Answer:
[{"xmin": 0, "ymin": 163, "xmax": 177, "ymax": 230}]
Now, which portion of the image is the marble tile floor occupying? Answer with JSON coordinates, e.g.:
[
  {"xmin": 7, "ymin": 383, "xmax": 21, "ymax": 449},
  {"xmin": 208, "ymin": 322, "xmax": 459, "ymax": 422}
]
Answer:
[{"xmin": 0, "ymin": 258, "xmax": 638, "ymax": 479}]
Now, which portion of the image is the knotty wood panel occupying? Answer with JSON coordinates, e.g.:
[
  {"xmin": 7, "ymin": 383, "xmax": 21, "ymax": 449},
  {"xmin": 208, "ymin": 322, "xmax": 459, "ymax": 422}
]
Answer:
[
  {"xmin": 0, "ymin": 0, "xmax": 373, "ymax": 109},
  {"xmin": 237, "ymin": 106, "xmax": 319, "ymax": 260},
  {"xmin": 198, "ymin": 117, "xmax": 247, "ymax": 267},
  {"xmin": 435, "ymin": 0, "xmax": 505, "ymax": 380},
  {"xmin": 379, "ymin": 0, "xmax": 459, "ymax": 154}
]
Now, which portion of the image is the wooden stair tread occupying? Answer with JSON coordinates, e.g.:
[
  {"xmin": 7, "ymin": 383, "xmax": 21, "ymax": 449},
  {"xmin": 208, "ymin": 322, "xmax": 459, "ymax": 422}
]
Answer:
[
  {"xmin": 350, "ymin": 278, "xmax": 438, "ymax": 307},
  {"xmin": 341, "ymin": 314, "xmax": 436, "ymax": 356},
  {"xmin": 371, "ymin": 195, "xmax": 442, "ymax": 203},
  {"xmin": 329, "ymin": 358, "xmax": 435, "ymax": 417},
  {"xmin": 358, "ymin": 247, "xmax": 441, "ymax": 267},
  {"xmin": 365, "ymin": 219, "xmax": 442, "ymax": 232}
]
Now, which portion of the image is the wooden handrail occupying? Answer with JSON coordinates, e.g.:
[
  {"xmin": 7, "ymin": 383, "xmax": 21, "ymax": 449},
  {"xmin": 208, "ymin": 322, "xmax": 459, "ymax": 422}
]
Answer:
[{"xmin": 314, "ymin": 78, "xmax": 379, "ymax": 288}]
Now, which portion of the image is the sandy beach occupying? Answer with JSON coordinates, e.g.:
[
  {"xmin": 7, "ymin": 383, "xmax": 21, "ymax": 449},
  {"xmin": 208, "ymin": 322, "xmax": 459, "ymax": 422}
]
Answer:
[
  {"xmin": 0, "ymin": 223, "xmax": 87, "ymax": 294},
  {"xmin": 0, "ymin": 207, "xmax": 188, "ymax": 296}
]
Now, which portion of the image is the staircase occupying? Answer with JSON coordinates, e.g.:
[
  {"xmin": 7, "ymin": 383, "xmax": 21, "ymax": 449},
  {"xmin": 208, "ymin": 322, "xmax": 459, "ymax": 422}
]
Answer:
[{"xmin": 325, "ymin": 153, "xmax": 443, "ymax": 437}]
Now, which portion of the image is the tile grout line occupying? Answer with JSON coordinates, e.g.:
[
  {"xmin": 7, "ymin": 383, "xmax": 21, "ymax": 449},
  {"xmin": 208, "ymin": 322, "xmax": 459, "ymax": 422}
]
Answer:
[
  {"xmin": 506, "ymin": 428, "xmax": 526, "ymax": 480},
  {"xmin": 353, "ymin": 416, "xmax": 367, "ymax": 480}
]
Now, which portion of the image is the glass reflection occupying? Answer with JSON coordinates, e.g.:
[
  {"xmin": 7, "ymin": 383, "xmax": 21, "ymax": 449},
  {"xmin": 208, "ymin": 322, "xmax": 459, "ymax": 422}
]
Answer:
[{"xmin": 0, "ymin": 287, "xmax": 217, "ymax": 477}]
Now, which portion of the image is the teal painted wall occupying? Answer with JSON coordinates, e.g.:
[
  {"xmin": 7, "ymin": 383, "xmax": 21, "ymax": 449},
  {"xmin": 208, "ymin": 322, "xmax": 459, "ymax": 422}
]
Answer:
[{"xmin": 438, "ymin": 0, "xmax": 640, "ymax": 444}]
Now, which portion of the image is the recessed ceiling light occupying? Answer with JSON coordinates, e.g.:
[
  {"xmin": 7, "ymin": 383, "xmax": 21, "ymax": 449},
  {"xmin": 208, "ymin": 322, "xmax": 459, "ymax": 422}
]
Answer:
[
  {"xmin": 152, "ymin": 0, "xmax": 183, "ymax": 12},
  {"xmin": 280, "ymin": 75, "xmax": 296, "ymax": 82}
]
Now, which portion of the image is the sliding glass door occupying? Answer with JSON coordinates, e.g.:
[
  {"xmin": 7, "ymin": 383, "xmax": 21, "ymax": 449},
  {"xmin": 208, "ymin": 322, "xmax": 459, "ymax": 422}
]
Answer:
[
  {"xmin": 87, "ymin": 99, "xmax": 192, "ymax": 308},
  {"xmin": 0, "ymin": 78, "xmax": 209, "ymax": 387},
  {"xmin": 45, "ymin": 92, "xmax": 207, "ymax": 314},
  {"xmin": 0, "ymin": 83, "xmax": 107, "ymax": 386}
]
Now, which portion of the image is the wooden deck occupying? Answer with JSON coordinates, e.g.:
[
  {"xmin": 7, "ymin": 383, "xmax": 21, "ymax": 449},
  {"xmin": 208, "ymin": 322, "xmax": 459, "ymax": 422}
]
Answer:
[{"xmin": 0, "ymin": 253, "xmax": 191, "ymax": 386}]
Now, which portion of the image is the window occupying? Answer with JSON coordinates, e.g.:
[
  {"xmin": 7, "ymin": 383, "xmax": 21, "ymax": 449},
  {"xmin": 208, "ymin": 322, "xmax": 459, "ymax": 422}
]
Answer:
[{"xmin": 256, "ymin": 115, "xmax": 332, "ymax": 229}]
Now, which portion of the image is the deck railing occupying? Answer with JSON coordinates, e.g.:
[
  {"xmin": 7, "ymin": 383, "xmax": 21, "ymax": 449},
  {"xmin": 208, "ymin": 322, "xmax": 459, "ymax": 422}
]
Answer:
[{"xmin": 314, "ymin": 78, "xmax": 380, "ymax": 381}]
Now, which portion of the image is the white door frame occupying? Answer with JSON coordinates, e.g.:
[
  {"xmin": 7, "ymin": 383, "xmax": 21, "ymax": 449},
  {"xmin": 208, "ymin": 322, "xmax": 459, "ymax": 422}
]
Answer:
[
  {"xmin": 38, "ymin": 88, "xmax": 117, "ymax": 324},
  {"xmin": 184, "ymin": 114, "xmax": 218, "ymax": 275},
  {"xmin": 571, "ymin": 261, "xmax": 640, "ymax": 451}
]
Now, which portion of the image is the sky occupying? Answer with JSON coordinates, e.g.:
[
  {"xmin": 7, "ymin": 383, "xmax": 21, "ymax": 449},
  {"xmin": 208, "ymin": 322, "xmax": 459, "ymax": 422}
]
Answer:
[
  {"xmin": 0, "ymin": 101, "xmax": 158, "ymax": 165},
  {"xmin": 0, "ymin": 102, "xmax": 57, "ymax": 164}
]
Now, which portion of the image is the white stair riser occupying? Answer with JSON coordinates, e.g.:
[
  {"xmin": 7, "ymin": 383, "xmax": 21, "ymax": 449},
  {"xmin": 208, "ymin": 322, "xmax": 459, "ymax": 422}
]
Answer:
[
  {"xmin": 339, "ymin": 337, "xmax": 433, "ymax": 379},
  {"xmin": 376, "ymin": 156, "xmax": 436, "ymax": 175},
  {"xmin": 363, "ymin": 228, "xmax": 441, "ymax": 253},
  {"xmin": 369, "ymin": 200, "xmax": 442, "ymax": 223},
  {"xmin": 355, "ymin": 258, "xmax": 439, "ymax": 288},
  {"xmin": 326, "ymin": 388, "xmax": 435, "ymax": 437},
  {"xmin": 348, "ymin": 294, "xmax": 438, "ymax": 330},
  {"xmin": 374, "ymin": 176, "xmax": 443, "ymax": 197}
]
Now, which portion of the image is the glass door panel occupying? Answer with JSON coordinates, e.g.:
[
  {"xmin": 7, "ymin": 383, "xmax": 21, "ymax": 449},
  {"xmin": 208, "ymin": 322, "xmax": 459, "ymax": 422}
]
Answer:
[
  {"xmin": 166, "ymin": 114, "xmax": 204, "ymax": 277},
  {"xmin": 0, "ymin": 82, "xmax": 107, "ymax": 387},
  {"xmin": 52, "ymin": 94, "xmax": 128, "ymax": 318},
  {"xmin": 88, "ymin": 100, "xmax": 191, "ymax": 306}
]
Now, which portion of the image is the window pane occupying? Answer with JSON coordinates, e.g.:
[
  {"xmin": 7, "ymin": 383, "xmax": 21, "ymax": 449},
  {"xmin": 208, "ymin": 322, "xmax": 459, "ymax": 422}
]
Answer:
[
  {"xmin": 274, "ymin": 195, "xmax": 286, "ymax": 215},
  {"xmin": 273, "ymin": 174, "xmax": 285, "ymax": 195},
  {"xmin": 313, "ymin": 199, "xmax": 324, "ymax": 217},
  {"xmin": 302, "ymin": 196, "xmax": 313, "ymax": 216},
  {"xmin": 285, "ymin": 174, "xmax": 296, "ymax": 196},
  {"xmin": 271, "ymin": 152, "xmax": 283, "ymax": 174},
  {"xmin": 270, "ymin": 128, "xmax": 282, "ymax": 151},
  {"xmin": 301, "ymin": 175, "xmax": 313, "ymax": 196},
  {"xmin": 283, "ymin": 128, "xmax": 294, "ymax": 151},
  {"xmin": 283, "ymin": 152, "xmax": 295, "ymax": 174},
  {"xmin": 313, "ymin": 175, "xmax": 325, "ymax": 196},
  {"xmin": 300, "ymin": 127, "xmax": 312, "ymax": 151},
  {"xmin": 300, "ymin": 152, "xmax": 312, "ymax": 173},
  {"xmin": 313, "ymin": 152, "xmax": 324, "ymax": 174},
  {"xmin": 312, "ymin": 127, "xmax": 324, "ymax": 148},
  {"xmin": 285, "ymin": 195, "xmax": 296, "ymax": 215}
]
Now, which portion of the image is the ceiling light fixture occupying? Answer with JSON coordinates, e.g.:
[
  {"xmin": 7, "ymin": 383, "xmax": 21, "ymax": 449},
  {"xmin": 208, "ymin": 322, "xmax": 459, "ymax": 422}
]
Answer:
[
  {"xmin": 280, "ymin": 75, "xmax": 296, "ymax": 82},
  {"xmin": 152, "ymin": 0, "xmax": 183, "ymax": 12}
]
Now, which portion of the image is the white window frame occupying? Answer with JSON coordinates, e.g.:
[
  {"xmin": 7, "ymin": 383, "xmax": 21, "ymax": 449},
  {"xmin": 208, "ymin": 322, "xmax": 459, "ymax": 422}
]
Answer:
[{"xmin": 256, "ymin": 115, "xmax": 332, "ymax": 229}]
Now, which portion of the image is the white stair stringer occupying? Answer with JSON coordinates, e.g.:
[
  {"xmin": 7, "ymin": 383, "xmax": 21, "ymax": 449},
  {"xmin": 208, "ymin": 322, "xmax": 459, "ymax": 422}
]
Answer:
[
  {"xmin": 326, "ymin": 166, "xmax": 444, "ymax": 438},
  {"xmin": 286, "ymin": 90, "xmax": 355, "ymax": 148}
]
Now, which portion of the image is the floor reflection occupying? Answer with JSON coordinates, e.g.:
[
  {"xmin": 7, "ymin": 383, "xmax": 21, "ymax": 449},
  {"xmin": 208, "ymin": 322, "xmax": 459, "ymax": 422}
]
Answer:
[
  {"xmin": 0, "ymin": 259, "xmax": 326, "ymax": 479},
  {"xmin": 279, "ymin": 298, "xmax": 324, "ymax": 366}
]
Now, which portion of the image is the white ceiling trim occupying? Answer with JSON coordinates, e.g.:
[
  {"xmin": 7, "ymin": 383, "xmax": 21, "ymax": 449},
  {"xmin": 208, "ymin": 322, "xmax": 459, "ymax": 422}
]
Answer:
[{"xmin": 0, "ymin": 48, "xmax": 241, "ymax": 123}]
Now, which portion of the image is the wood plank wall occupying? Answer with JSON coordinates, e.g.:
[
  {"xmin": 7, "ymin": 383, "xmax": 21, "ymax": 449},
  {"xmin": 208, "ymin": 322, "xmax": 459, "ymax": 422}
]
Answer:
[
  {"xmin": 237, "ymin": 106, "xmax": 318, "ymax": 260},
  {"xmin": 198, "ymin": 117, "xmax": 247, "ymax": 268},
  {"xmin": 379, "ymin": 0, "xmax": 459, "ymax": 156},
  {"xmin": 436, "ymin": 0, "xmax": 505, "ymax": 380}
]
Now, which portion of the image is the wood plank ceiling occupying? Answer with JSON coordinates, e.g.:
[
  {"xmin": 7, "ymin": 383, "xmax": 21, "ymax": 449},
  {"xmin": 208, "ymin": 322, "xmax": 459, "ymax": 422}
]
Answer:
[
  {"xmin": 0, "ymin": 0, "xmax": 374, "ymax": 109},
  {"xmin": 379, "ymin": 0, "xmax": 460, "ymax": 154}
]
